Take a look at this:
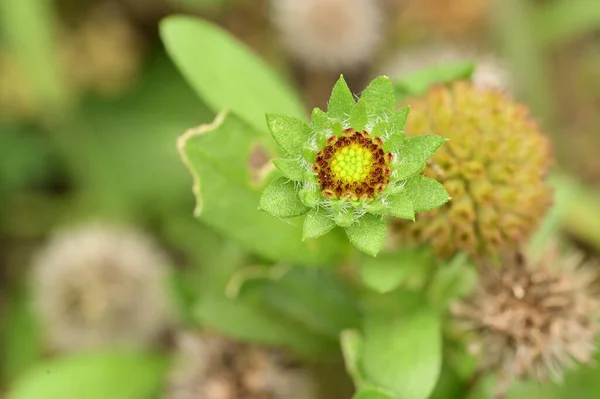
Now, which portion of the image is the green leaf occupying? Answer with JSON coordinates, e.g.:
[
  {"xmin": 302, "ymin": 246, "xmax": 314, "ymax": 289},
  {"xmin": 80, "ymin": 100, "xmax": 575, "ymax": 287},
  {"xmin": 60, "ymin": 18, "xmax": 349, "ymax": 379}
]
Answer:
[
  {"xmin": 361, "ymin": 303, "xmax": 442, "ymax": 399},
  {"xmin": 7, "ymin": 352, "xmax": 168, "ymax": 399},
  {"xmin": 266, "ymin": 114, "xmax": 310, "ymax": 156},
  {"xmin": 406, "ymin": 175, "xmax": 451, "ymax": 212},
  {"xmin": 272, "ymin": 158, "xmax": 304, "ymax": 181},
  {"xmin": 428, "ymin": 254, "xmax": 477, "ymax": 311},
  {"xmin": 181, "ymin": 111, "xmax": 340, "ymax": 265},
  {"xmin": 303, "ymin": 208, "xmax": 336, "ymax": 240},
  {"xmin": 350, "ymin": 100, "xmax": 368, "ymax": 131},
  {"xmin": 386, "ymin": 191, "xmax": 415, "ymax": 220},
  {"xmin": 400, "ymin": 135, "xmax": 447, "ymax": 164},
  {"xmin": 193, "ymin": 239, "xmax": 334, "ymax": 357},
  {"xmin": 360, "ymin": 76, "xmax": 395, "ymax": 124},
  {"xmin": 259, "ymin": 177, "xmax": 309, "ymax": 218},
  {"xmin": 345, "ymin": 214, "xmax": 387, "ymax": 257},
  {"xmin": 328, "ymin": 75, "xmax": 356, "ymax": 120},
  {"xmin": 160, "ymin": 16, "xmax": 305, "ymax": 133},
  {"xmin": 393, "ymin": 61, "xmax": 475, "ymax": 97},
  {"xmin": 358, "ymin": 251, "xmax": 421, "ymax": 294},
  {"xmin": 341, "ymin": 329, "xmax": 365, "ymax": 385},
  {"xmin": 353, "ymin": 386, "xmax": 397, "ymax": 399},
  {"xmin": 242, "ymin": 267, "xmax": 362, "ymax": 342}
]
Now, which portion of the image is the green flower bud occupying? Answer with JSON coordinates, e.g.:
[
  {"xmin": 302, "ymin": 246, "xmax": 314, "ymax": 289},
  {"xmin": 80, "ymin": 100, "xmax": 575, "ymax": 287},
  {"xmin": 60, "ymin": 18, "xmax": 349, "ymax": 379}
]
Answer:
[{"xmin": 260, "ymin": 75, "xmax": 450, "ymax": 256}]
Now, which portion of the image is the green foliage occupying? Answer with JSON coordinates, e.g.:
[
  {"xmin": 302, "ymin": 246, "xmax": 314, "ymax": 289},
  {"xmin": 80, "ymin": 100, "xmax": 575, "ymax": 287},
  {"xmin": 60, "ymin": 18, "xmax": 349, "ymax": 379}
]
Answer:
[
  {"xmin": 392, "ymin": 62, "xmax": 475, "ymax": 98},
  {"xmin": 0, "ymin": 290, "xmax": 43, "ymax": 384},
  {"xmin": 7, "ymin": 352, "xmax": 168, "ymax": 399},
  {"xmin": 343, "ymin": 291, "xmax": 443, "ymax": 399},
  {"xmin": 160, "ymin": 16, "xmax": 305, "ymax": 134},
  {"xmin": 358, "ymin": 250, "xmax": 423, "ymax": 294}
]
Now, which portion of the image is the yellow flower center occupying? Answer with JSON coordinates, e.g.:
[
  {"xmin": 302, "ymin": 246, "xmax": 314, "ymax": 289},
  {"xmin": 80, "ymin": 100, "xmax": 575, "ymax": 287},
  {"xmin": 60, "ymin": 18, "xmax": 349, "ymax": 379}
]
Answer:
[{"xmin": 331, "ymin": 144, "xmax": 373, "ymax": 183}]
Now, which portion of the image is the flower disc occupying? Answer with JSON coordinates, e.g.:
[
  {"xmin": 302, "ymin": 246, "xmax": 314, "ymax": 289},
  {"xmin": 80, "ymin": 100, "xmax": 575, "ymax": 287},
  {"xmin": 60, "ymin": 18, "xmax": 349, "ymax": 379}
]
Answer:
[{"xmin": 313, "ymin": 128, "xmax": 392, "ymax": 200}]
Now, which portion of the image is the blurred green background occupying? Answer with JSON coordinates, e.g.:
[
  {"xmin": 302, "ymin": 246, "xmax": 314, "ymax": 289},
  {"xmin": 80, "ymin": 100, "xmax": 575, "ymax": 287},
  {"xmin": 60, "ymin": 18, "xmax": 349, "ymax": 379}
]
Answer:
[{"xmin": 1, "ymin": 0, "xmax": 600, "ymax": 398}]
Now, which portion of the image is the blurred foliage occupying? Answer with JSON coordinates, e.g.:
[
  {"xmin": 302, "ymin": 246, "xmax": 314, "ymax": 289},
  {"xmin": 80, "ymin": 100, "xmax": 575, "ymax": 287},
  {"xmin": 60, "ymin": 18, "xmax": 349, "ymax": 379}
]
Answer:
[{"xmin": 1, "ymin": 0, "xmax": 600, "ymax": 398}]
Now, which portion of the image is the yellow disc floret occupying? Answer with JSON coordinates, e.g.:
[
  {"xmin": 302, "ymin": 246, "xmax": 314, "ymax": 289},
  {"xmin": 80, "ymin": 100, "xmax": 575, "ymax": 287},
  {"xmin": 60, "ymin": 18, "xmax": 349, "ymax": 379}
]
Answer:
[{"xmin": 331, "ymin": 144, "xmax": 373, "ymax": 183}]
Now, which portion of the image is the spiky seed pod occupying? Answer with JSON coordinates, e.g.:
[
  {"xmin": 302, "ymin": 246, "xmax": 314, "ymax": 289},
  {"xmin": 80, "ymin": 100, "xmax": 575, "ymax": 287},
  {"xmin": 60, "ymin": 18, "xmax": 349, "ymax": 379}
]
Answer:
[
  {"xmin": 451, "ymin": 247, "xmax": 600, "ymax": 395},
  {"xmin": 380, "ymin": 43, "xmax": 512, "ymax": 93},
  {"xmin": 31, "ymin": 224, "xmax": 174, "ymax": 352},
  {"xmin": 166, "ymin": 332, "xmax": 317, "ymax": 399},
  {"xmin": 390, "ymin": 82, "xmax": 553, "ymax": 260},
  {"xmin": 259, "ymin": 76, "xmax": 450, "ymax": 256},
  {"xmin": 269, "ymin": 0, "xmax": 384, "ymax": 70}
]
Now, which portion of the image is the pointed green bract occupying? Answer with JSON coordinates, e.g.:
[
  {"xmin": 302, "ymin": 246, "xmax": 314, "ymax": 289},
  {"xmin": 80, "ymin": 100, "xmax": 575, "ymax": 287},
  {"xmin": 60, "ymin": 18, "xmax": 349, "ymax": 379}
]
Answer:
[
  {"xmin": 272, "ymin": 158, "xmax": 304, "ymax": 181},
  {"xmin": 394, "ymin": 161, "xmax": 426, "ymax": 181},
  {"xmin": 259, "ymin": 177, "xmax": 310, "ymax": 218},
  {"xmin": 350, "ymin": 100, "xmax": 368, "ymax": 131},
  {"xmin": 390, "ymin": 106, "xmax": 410, "ymax": 133},
  {"xmin": 400, "ymin": 135, "xmax": 448, "ymax": 164},
  {"xmin": 328, "ymin": 75, "xmax": 356, "ymax": 119},
  {"xmin": 359, "ymin": 76, "xmax": 395, "ymax": 124},
  {"xmin": 345, "ymin": 214, "xmax": 387, "ymax": 257},
  {"xmin": 383, "ymin": 132, "xmax": 405, "ymax": 153},
  {"xmin": 311, "ymin": 108, "xmax": 330, "ymax": 133},
  {"xmin": 406, "ymin": 175, "xmax": 451, "ymax": 212},
  {"xmin": 387, "ymin": 191, "xmax": 415, "ymax": 220},
  {"xmin": 303, "ymin": 208, "xmax": 336, "ymax": 240},
  {"xmin": 371, "ymin": 122, "xmax": 389, "ymax": 138},
  {"xmin": 265, "ymin": 114, "xmax": 310, "ymax": 157}
]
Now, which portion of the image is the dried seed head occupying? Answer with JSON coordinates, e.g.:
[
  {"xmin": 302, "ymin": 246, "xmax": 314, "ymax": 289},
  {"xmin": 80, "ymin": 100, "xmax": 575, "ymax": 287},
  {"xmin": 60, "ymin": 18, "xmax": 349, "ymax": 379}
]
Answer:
[
  {"xmin": 314, "ymin": 128, "xmax": 392, "ymax": 200},
  {"xmin": 451, "ymin": 247, "xmax": 600, "ymax": 395},
  {"xmin": 31, "ymin": 223, "xmax": 174, "ymax": 352},
  {"xmin": 269, "ymin": 0, "xmax": 384, "ymax": 70},
  {"xmin": 391, "ymin": 82, "xmax": 553, "ymax": 259},
  {"xmin": 166, "ymin": 332, "xmax": 317, "ymax": 399}
]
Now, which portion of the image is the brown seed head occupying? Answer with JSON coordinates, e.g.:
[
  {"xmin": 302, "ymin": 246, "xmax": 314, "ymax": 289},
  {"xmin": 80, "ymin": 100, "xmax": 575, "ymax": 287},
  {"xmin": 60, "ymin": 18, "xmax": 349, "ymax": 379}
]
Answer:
[
  {"xmin": 451, "ymin": 247, "xmax": 600, "ymax": 395},
  {"xmin": 390, "ymin": 82, "xmax": 553, "ymax": 259},
  {"xmin": 166, "ymin": 332, "xmax": 317, "ymax": 399}
]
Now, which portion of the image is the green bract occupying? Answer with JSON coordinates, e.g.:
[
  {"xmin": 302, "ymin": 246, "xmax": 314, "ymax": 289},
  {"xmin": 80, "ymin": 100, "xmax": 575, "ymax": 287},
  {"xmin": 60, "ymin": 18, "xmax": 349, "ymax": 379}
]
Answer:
[{"xmin": 259, "ymin": 76, "xmax": 450, "ymax": 256}]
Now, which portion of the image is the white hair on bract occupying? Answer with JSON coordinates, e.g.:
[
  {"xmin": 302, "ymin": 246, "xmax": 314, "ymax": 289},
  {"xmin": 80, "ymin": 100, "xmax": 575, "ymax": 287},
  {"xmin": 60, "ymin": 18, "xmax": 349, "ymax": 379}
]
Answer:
[
  {"xmin": 270, "ymin": 0, "xmax": 384, "ymax": 70},
  {"xmin": 31, "ymin": 223, "xmax": 175, "ymax": 352}
]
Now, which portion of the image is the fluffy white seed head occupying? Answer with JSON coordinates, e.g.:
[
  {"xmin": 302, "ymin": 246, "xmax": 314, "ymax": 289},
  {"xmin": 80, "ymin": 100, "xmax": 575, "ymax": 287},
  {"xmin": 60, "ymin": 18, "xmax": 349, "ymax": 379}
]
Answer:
[
  {"xmin": 31, "ymin": 223, "xmax": 175, "ymax": 352},
  {"xmin": 270, "ymin": 0, "xmax": 384, "ymax": 70}
]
